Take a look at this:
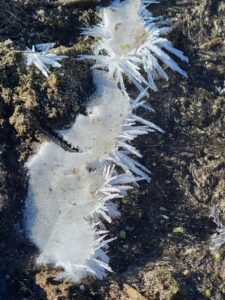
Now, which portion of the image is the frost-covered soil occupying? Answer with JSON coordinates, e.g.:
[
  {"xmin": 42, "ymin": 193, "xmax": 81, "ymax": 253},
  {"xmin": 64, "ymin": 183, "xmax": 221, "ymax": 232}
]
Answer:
[{"xmin": 0, "ymin": 0, "xmax": 225, "ymax": 299}]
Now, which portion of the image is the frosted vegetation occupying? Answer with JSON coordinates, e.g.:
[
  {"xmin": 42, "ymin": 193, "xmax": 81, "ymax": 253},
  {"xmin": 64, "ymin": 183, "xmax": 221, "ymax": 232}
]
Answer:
[{"xmin": 24, "ymin": 0, "xmax": 188, "ymax": 281}]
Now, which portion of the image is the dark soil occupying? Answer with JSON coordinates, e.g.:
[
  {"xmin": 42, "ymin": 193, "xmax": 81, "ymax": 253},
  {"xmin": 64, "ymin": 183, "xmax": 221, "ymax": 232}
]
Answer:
[{"xmin": 0, "ymin": 0, "xmax": 224, "ymax": 299}]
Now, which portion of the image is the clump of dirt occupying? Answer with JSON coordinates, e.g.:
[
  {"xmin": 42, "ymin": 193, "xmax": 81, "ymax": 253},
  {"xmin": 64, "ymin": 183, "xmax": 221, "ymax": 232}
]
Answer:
[
  {"xmin": 36, "ymin": 269, "xmax": 71, "ymax": 300},
  {"xmin": 0, "ymin": 0, "xmax": 225, "ymax": 299}
]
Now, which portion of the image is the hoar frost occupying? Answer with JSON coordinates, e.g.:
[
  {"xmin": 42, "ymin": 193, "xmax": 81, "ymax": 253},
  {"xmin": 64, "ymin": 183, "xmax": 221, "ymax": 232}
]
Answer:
[
  {"xmin": 81, "ymin": 0, "xmax": 188, "ymax": 93},
  {"xmin": 24, "ymin": 0, "xmax": 187, "ymax": 282},
  {"xmin": 24, "ymin": 43, "xmax": 67, "ymax": 77},
  {"xmin": 24, "ymin": 71, "xmax": 160, "ymax": 281}
]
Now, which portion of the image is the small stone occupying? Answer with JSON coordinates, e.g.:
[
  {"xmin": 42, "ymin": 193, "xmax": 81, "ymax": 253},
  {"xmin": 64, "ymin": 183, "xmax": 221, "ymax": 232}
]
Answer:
[
  {"xmin": 183, "ymin": 270, "xmax": 189, "ymax": 276},
  {"xmin": 120, "ymin": 230, "xmax": 126, "ymax": 239},
  {"xmin": 159, "ymin": 206, "xmax": 167, "ymax": 212},
  {"xmin": 214, "ymin": 252, "xmax": 221, "ymax": 261},
  {"xmin": 205, "ymin": 289, "xmax": 212, "ymax": 298},
  {"xmin": 173, "ymin": 227, "xmax": 185, "ymax": 234},
  {"xmin": 122, "ymin": 198, "xmax": 128, "ymax": 205},
  {"xmin": 123, "ymin": 284, "xmax": 148, "ymax": 300}
]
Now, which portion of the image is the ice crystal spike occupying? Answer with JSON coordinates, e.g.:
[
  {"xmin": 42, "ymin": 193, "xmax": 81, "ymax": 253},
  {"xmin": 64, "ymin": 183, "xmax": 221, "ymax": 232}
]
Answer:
[
  {"xmin": 24, "ymin": 43, "xmax": 67, "ymax": 77},
  {"xmin": 80, "ymin": 0, "xmax": 188, "ymax": 94}
]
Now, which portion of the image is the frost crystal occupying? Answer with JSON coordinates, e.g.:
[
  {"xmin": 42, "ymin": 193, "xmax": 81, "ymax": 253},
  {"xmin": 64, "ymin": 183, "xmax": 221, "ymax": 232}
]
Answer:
[
  {"xmin": 24, "ymin": 71, "xmax": 159, "ymax": 281},
  {"xmin": 24, "ymin": 43, "xmax": 67, "ymax": 77},
  {"xmin": 81, "ymin": 0, "xmax": 188, "ymax": 93},
  {"xmin": 210, "ymin": 206, "xmax": 225, "ymax": 253},
  {"xmin": 24, "ymin": 0, "xmax": 187, "ymax": 282}
]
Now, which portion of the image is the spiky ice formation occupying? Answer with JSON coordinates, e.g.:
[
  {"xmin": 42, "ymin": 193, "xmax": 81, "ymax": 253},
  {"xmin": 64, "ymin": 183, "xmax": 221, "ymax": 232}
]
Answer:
[
  {"xmin": 24, "ymin": 43, "xmax": 67, "ymax": 77},
  {"xmin": 60, "ymin": 72, "xmax": 162, "ymax": 167},
  {"xmin": 24, "ymin": 71, "xmax": 160, "ymax": 281},
  {"xmin": 139, "ymin": 0, "xmax": 159, "ymax": 20},
  {"xmin": 81, "ymin": 0, "xmax": 188, "ymax": 93},
  {"xmin": 25, "ymin": 145, "xmax": 120, "ymax": 281}
]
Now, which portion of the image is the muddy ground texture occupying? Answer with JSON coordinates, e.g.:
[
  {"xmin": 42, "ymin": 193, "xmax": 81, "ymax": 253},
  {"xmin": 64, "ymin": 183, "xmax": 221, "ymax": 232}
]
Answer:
[{"xmin": 0, "ymin": 0, "xmax": 224, "ymax": 299}]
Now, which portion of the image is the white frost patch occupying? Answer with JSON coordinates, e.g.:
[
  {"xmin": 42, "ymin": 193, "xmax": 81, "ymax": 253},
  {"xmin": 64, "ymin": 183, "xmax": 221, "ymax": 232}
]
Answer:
[
  {"xmin": 24, "ymin": 0, "xmax": 188, "ymax": 283},
  {"xmin": 25, "ymin": 144, "xmax": 111, "ymax": 281},
  {"xmin": 59, "ymin": 72, "xmax": 130, "ymax": 161},
  {"xmin": 24, "ymin": 71, "xmax": 158, "ymax": 281}
]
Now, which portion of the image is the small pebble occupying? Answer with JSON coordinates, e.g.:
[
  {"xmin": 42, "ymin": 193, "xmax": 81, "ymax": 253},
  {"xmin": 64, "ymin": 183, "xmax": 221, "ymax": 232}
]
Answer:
[
  {"xmin": 214, "ymin": 252, "xmax": 221, "ymax": 261},
  {"xmin": 205, "ymin": 289, "xmax": 212, "ymax": 298},
  {"xmin": 122, "ymin": 198, "xmax": 128, "ymax": 205},
  {"xmin": 159, "ymin": 206, "xmax": 167, "ymax": 211},
  {"xmin": 173, "ymin": 227, "xmax": 185, "ymax": 233},
  {"xmin": 120, "ymin": 230, "xmax": 126, "ymax": 239},
  {"xmin": 123, "ymin": 244, "xmax": 129, "ymax": 250}
]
